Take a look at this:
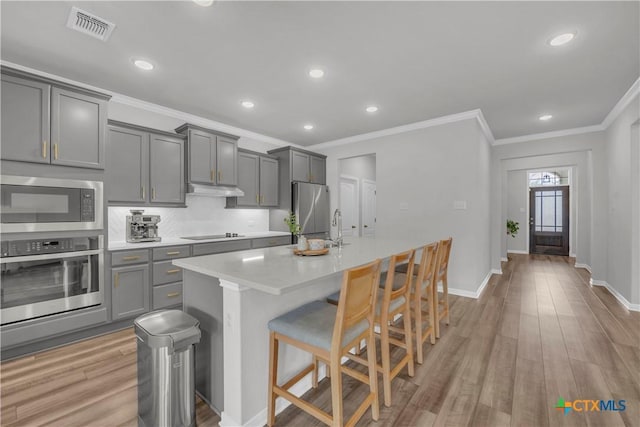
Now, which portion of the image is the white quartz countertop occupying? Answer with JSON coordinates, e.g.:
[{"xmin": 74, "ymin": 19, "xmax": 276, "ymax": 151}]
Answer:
[
  {"xmin": 108, "ymin": 231, "xmax": 290, "ymax": 251},
  {"xmin": 173, "ymin": 236, "xmax": 431, "ymax": 295}
]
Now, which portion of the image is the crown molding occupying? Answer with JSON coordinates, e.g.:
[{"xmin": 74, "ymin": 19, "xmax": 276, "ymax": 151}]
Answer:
[
  {"xmin": 601, "ymin": 76, "xmax": 640, "ymax": 129},
  {"xmin": 309, "ymin": 109, "xmax": 491, "ymax": 150},
  {"xmin": 493, "ymin": 124, "xmax": 605, "ymax": 145},
  {"xmin": 0, "ymin": 60, "xmax": 296, "ymax": 149}
]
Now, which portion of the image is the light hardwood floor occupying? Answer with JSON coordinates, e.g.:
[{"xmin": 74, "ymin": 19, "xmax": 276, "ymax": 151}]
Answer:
[{"xmin": 1, "ymin": 254, "xmax": 638, "ymax": 426}]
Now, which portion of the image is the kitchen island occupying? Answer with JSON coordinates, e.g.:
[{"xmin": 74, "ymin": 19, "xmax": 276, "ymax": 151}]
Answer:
[{"xmin": 173, "ymin": 236, "xmax": 431, "ymax": 427}]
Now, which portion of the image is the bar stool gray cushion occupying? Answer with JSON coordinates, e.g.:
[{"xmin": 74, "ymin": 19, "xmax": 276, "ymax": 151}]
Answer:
[
  {"xmin": 268, "ymin": 300, "xmax": 369, "ymax": 351},
  {"xmin": 379, "ymin": 271, "xmax": 409, "ymax": 291},
  {"xmin": 395, "ymin": 263, "xmax": 420, "ymax": 276},
  {"xmin": 326, "ymin": 292, "xmax": 406, "ymax": 316}
]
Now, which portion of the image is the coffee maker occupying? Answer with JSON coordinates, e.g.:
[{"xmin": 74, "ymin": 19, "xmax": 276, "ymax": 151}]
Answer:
[{"xmin": 126, "ymin": 210, "xmax": 161, "ymax": 243}]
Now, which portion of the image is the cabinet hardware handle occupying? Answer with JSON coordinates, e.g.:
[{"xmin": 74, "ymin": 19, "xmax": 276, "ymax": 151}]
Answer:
[
  {"xmin": 211, "ymin": 170, "xmax": 215, "ymax": 182},
  {"xmin": 53, "ymin": 143, "xmax": 59, "ymax": 160},
  {"xmin": 166, "ymin": 269, "xmax": 181, "ymax": 274},
  {"xmin": 122, "ymin": 255, "xmax": 141, "ymax": 261},
  {"xmin": 152, "ymin": 188, "xmax": 156, "ymax": 200},
  {"xmin": 364, "ymin": 225, "xmax": 369, "ymax": 228},
  {"xmin": 166, "ymin": 251, "xmax": 181, "ymax": 255},
  {"xmin": 167, "ymin": 292, "xmax": 181, "ymax": 298},
  {"xmin": 141, "ymin": 186, "xmax": 145, "ymax": 200},
  {"xmin": 114, "ymin": 272, "xmax": 120, "ymax": 288},
  {"xmin": 42, "ymin": 140, "xmax": 47, "ymax": 158}
]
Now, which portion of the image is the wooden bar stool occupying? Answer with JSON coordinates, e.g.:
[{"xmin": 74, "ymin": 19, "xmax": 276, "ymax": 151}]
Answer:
[
  {"xmin": 434, "ymin": 237, "xmax": 452, "ymax": 338},
  {"xmin": 326, "ymin": 250, "xmax": 416, "ymax": 407},
  {"xmin": 267, "ymin": 259, "xmax": 382, "ymax": 427},
  {"xmin": 412, "ymin": 241, "xmax": 439, "ymax": 364}
]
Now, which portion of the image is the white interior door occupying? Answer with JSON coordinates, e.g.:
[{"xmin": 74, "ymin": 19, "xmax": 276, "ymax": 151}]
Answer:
[
  {"xmin": 339, "ymin": 176, "xmax": 358, "ymax": 237},
  {"xmin": 362, "ymin": 180, "xmax": 376, "ymax": 237}
]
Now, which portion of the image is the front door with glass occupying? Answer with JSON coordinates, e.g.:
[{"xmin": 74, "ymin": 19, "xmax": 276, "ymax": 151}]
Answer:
[{"xmin": 529, "ymin": 186, "xmax": 569, "ymax": 256}]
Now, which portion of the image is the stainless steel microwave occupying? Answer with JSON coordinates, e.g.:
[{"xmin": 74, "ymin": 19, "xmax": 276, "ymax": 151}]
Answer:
[{"xmin": 0, "ymin": 175, "xmax": 103, "ymax": 232}]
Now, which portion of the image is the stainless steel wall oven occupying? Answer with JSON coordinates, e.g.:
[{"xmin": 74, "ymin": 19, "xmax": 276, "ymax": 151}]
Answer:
[{"xmin": 0, "ymin": 235, "xmax": 104, "ymax": 325}]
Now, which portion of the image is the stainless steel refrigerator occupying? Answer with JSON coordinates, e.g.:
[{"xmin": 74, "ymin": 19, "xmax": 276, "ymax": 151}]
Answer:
[{"xmin": 292, "ymin": 182, "xmax": 330, "ymax": 239}]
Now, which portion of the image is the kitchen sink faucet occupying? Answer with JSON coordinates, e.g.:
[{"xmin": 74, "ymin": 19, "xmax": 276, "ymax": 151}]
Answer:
[{"xmin": 332, "ymin": 208, "xmax": 343, "ymax": 248}]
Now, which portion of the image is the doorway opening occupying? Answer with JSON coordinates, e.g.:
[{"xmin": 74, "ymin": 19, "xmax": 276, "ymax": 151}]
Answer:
[
  {"xmin": 527, "ymin": 168, "xmax": 570, "ymax": 256},
  {"xmin": 338, "ymin": 154, "xmax": 376, "ymax": 238}
]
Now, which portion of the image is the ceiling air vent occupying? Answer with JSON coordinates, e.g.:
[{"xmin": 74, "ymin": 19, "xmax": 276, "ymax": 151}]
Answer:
[{"xmin": 66, "ymin": 7, "xmax": 115, "ymax": 42}]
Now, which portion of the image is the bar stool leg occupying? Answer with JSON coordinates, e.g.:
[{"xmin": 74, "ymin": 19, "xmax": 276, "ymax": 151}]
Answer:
[
  {"xmin": 380, "ymin": 320, "xmax": 392, "ymax": 407},
  {"xmin": 366, "ymin": 329, "xmax": 380, "ymax": 420},
  {"xmin": 403, "ymin": 300, "xmax": 415, "ymax": 377},
  {"xmin": 444, "ymin": 277, "xmax": 450, "ymax": 325},
  {"xmin": 267, "ymin": 332, "xmax": 279, "ymax": 427},
  {"xmin": 434, "ymin": 283, "xmax": 441, "ymax": 339},
  {"xmin": 414, "ymin": 291, "xmax": 424, "ymax": 365},
  {"xmin": 312, "ymin": 355, "xmax": 319, "ymax": 388},
  {"xmin": 330, "ymin": 353, "xmax": 343, "ymax": 427}
]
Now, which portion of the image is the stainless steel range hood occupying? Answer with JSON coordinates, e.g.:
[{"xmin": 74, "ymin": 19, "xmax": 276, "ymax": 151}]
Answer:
[{"xmin": 187, "ymin": 183, "xmax": 245, "ymax": 197}]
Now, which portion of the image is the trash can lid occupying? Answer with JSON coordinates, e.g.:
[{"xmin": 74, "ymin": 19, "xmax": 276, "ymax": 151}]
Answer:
[{"xmin": 135, "ymin": 309, "xmax": 200, "ymax": 349}]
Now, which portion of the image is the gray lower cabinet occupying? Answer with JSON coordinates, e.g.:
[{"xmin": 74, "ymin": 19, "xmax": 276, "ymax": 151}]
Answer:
[
  {"xmin": 251, "ymin": 236, "xmax": 291, "ymax": 248},
  {"xmin": 153, "ymin": 283, "xmax": 183, "ymax": 310},
  {"xmin": 106, "ymin": 121, "xmax": 185, "ymax": 206},
  {"xmin": 0, "ymin": 74, "xmax": 50, "ymax": 164},
  {"xmin": 51, "ymin": 87, "xmax": 107, "ymax": 169},
  {"xmin": 111, "ymin": 264, "xmax": 150, "ymax": 321},
  {"xmin": 107, "ymin": 126, "xmax": 149, "ymax": 203},
  {"xmin": 151, "ymin": 245, "xmax": 189, "ymax": 309},
  {"xmin": 0, "ymin": 69, "xmax": 110, "ymax": 169},
  {"xmin": 193, "ymin": 239, "xmax": 252, "ymax": 256}
]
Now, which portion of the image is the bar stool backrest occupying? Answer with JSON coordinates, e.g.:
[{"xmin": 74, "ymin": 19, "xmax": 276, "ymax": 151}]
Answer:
[
  {"xmin": 437, "ymin": 238, "xmax": 453, "ymax": 280},
  {"xmin": 416, "ymin": 241, "xmax": 439, "ymax": 289},
  {"xmin": 382, "ymin": 249, "xmax": 416, "ymax": 307},
  {"xmin": 332, "ymin": 259, "xmax": 382, "ymax": 348}
]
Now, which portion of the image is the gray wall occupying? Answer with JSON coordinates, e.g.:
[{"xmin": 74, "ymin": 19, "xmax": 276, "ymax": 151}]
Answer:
[
  {"xmin": 605, "ymin": 94, "xmax": 640, "ymax": 305},
  {"xmin": 316, "ymin": 118, "xmax": 493, "ymax": 296},
  {"xmin": 506, "ymin": 170, "xmax": 527, "ymax": 253},
  {"xmin": 339, "ymin": 154, "xmax": 376, "ymax": 181}
]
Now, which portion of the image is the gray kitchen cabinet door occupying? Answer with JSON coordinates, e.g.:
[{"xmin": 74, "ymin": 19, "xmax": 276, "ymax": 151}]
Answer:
[
  {"xmin": 150, "ymin": 134, "xmax": 184, "ymax": 204},
  {"xmin": 259, "ymin": 156, "xmax": 279, "ymax": 206},
  {"xmin": 188, "ymin": 129, "xmax": 215, "ymax": 184},
  {"xmin": 106, "ymin": 126, "xmax": 149, "ymax": 203},
  {"xmin": 216, "ymin": 136, "xmax": 237, "ymax": 186},
  {"xmin": 237, "ymin": 152, "xmax": 259, "ymax": 206},
  {"xmin": 112, "ymin": 264, "xmax": 150, "ymax": 321},
  {"xmin": 50, "ymin": 87, "xmax": 107, "ymax": 169},
  {"xmin": 291, "ymin": 151, "xmax": 310, "ymax": 182},
  {"xmin": 310, "ymin": 156, "xmax": 326, "ymax": 184},
  {"xmin": 0, "ymin": 74, "xmax": 50, "ymax": 164}
]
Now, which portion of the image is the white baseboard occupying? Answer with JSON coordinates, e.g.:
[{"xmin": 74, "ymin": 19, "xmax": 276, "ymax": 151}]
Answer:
[
  {"xmin": 570, "ymin": 252, "xmax": 577, "ymax": 258},
  {"xmin": 441, "ymin": 270, "xmax": 497, "ymax": 300},
  {"xmin": 590, "ymin": 279, "xmax": 640, "ymax": 312},
  {"xmin": 501, "ymin": 257, "xmax": 509, "ymax": 262},
  {"xmin": 574, "ymin": 263, "xmax": 592, "ymax": 273},
  {"xmin": 491, "ymin": 268, "xmax": 503, "ymax": 275},
  {"xmin": 507, "ymin": 250, "xmax": 528, "ymax": 254}
]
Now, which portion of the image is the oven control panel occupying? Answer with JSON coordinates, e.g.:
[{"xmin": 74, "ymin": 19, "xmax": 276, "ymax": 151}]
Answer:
[{"xmin": 1, "ymin": 237, "xmax": 99, "ymax": 257}]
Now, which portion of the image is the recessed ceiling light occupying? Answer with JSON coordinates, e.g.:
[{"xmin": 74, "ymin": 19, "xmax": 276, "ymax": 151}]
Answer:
[
  {"xmin": 241, "ymin": 100, "xmax": 255, "ymax": 109},
  {"xmin": 539, "ymin": 114, "xmax": 553, "ymax": 121},
  {"xmin": 133, "ymin": 59, "xmax": 154, "ymax": 71},
  {"xmin": 303, "ymin": 124, "xmax": 314, "ymax": 130},
  {"xmin": 193, "ymin": 0, "xmax": 214, "ymax": 6},
  {"xmin": 365, "ymin": 106, "xmax": 379, "ymax": 113},
  {"xmin": 549, "ymin": 32, "xmax": 576, "ymax": 46},
  {"xmin": 309, "ymin": 69, "xmax": 324, "ymax": 79}
]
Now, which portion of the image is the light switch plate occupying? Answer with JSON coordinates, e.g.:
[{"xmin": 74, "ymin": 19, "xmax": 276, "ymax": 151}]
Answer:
[
  {"xmin": 454, "ymin": 201, "xmax": 467, "ymax": 210},
  {"xmin": 399, "ymin": 202, "xmax": 409, "ymax": 211}
]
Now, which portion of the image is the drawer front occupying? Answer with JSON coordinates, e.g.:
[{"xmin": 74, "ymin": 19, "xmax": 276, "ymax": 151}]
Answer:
[
  {"xmin": 153, "ymin": 282, "xmax": 183, "ymax": 309},
  {"xmin": 192, "ymin": 239, "xmax": 251, "ymax": 256},
  {"xmin": 152, "ymin": 245, "xmax": 191, "ymax": 261},
  {"xmin": 153, "ymin": 260, "xmax": 183, "ymax": 285},
  {"xmin": 251, "ymin": 236, "xmax": 291, "ymax": 249},
  {"xmin": 111, "ymin": 250, "xmax": 149, "ymax": 266}
]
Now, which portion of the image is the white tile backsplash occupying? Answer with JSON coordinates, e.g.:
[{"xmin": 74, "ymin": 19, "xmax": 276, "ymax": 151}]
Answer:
[{"xmin": 108, "ymin": 195, "xmax": 269, "ymax": 242}]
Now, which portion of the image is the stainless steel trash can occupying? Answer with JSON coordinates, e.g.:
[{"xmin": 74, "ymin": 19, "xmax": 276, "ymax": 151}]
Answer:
[{"xmin": 135, "ymin": 309, "xmax": 201, "ymax": 427}]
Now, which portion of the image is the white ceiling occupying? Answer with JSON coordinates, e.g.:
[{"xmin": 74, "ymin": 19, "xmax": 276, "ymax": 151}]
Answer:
[{"xmin": 1, "ymin": 1, "xmax": 638, "ymax": 146}]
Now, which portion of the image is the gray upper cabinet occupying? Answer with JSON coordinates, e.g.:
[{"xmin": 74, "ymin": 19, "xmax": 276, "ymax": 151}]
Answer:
[
  {"xmin": 0, "ymin": 74, "xmax": 50, "ymax": 164},
  {"xmin": 237, "ymin": 151, "xmax": 259, "ymax": 206},
  {"xmin": 106, "ymin": 121, "xmax": 185, "ymax": 206},
  {"xmin": 51, "ymin": 87, "xmax": 107, "ymax": 169},
  {"xmin": 217, "ymin": 136, "xmax": 237, "ymax": 186},
  {"xmin": 177, "ymin": 124, "xmax": 239, "ymax": 189},
  {"xmin": 107, "ymin": 126, "xmax": 149, "ymax": 204},
  {"xmin": 188, "ymin": 129, "xmax": 215, "ymax": 184},
  {"xmin": 291, "ymin": 151, "xmax": 311, "ymax": 182},
  {"xmin": 259, "ymin": 156, "xmax": 279, "ymax": 207},
  {"xmin": 0, "ymin": 68, "xmax": 110, "ymax": 169},
  {"xmin": 310, "ymin": 156, "xmax": 326, "ymax": 184},
  {"xmin": 228, "ymin": 149, "xmax": 278, "ymax": 208},
  {"xmin": 150, "ymin": 134, "xmax": 185, "ymax": 204}
]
